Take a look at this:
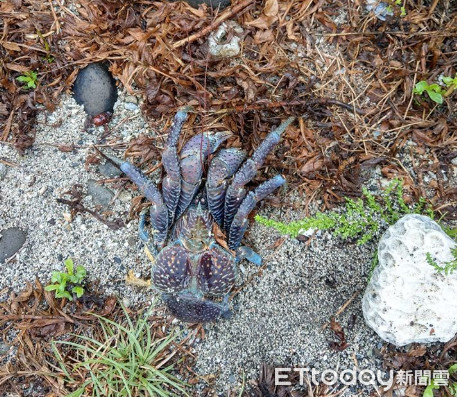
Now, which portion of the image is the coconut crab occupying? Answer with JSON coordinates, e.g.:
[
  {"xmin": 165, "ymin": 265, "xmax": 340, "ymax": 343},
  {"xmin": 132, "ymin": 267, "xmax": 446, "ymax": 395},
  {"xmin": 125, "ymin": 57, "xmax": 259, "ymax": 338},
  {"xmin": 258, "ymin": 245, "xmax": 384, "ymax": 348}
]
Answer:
[{"xmin": 121, "ymin": 108, "xmax": 294, "ymax": 322}]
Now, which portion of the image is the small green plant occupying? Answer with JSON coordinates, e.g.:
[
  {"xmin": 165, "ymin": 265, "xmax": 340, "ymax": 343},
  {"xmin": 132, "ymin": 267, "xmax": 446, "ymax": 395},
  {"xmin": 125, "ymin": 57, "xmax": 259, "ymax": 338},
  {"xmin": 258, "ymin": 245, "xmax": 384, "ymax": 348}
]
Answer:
[
  {"xmin": 36, "ymin": 29, "xmax": 54, "ymax": 63},
  {"xmin": 45, "ymin": 258, "xmax": 86, "ymax": 300},
  {"xmin": 426, "ymin": 248, "xmax": 457, "ymax": 276},
  {"xmin": 256, "ymin": 179, "xmax": 433, "ymax": 245},
  {"xmin": 422, "ymin": 364, "xmax": 457, "ymax": 396},
  {"xmin": 385, "ymin": 0, "xmax": 406, "ymax": 16},
  {"xmin": 16, "ymin": 70, "xmax": 38, "ymax": 89},
  {"xmin": 52, "ymin": 303, "xmax": 188, "ymax": 397},
  {"xmin": 413, "ymin": 81, "xmax": 444, "ymax": 104},
  {"xmin": 414, "ymin": 75, "xmax": 457, "ymax": 104}
]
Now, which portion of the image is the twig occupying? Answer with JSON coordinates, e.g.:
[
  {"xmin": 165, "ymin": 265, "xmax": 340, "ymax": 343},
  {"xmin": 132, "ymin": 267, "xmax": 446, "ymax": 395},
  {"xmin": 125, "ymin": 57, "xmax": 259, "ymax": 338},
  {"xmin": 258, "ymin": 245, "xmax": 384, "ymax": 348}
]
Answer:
[
  {"xmin": 48, "ymin": 0, "xmax": 60, "ymax": 33},
  {"xmin": 0, "ymin": 158, "xmax": 18, "ymax": 167},
  {"xmin": 213, "ymin": 98, "xmax": 367, "ymax": 115},
  {"xmin": 172, "ymin": 0, "xmax": 255, "ymax": 49},
  {"xmin": 56, "ymin": 185, "xmax": 125, "ymax": 230},
  {"xmin": 322, "ymin": 290, "xmax": 360, "ymax": 330}
]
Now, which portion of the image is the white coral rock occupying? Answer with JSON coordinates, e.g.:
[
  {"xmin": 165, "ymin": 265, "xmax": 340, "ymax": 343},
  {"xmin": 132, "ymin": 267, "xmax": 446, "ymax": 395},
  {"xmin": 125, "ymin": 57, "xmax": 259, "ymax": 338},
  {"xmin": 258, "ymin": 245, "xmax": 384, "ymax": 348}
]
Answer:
[
  {"xmin": 362, "ymin": 214, "xmax": 457, "ymax": 346},
  {"xmin": 208, "ymin": 21, "xmax": 243, "ymax": 58}
]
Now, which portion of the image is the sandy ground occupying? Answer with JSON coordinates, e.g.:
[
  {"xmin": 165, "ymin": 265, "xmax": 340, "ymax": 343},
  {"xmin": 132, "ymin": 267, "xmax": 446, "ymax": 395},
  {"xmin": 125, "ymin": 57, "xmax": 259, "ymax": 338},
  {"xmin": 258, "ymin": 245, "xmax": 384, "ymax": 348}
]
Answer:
[{"xmin": 0, "ymin": 95, "xmax": 406, "ymax": 395}]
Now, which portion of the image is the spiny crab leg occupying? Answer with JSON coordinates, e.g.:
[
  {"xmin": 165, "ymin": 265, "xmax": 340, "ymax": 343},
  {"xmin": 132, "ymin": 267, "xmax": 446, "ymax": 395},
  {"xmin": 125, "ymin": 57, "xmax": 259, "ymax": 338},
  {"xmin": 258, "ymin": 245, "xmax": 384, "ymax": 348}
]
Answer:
[
  {"xmin": 175, "ymin": 130, "xmax": 232, "ymax": 219},
  {"xmin": 162, "ymin": 108, "xmax": 190, "ymax": 225},
  {"xmin": 224, "ymin": 116, "xmax": 295, "ymax": 233},
  {"xmin": 120, "ymin": 162, "xmax": 169, "ymax": 250},
  {"xmin": 229, "ymin": 174, "xmax": 286, "ymax": 251},
  {"xmin": 206, "ymin": 148, "xmax": 247, "ymax": 226}
]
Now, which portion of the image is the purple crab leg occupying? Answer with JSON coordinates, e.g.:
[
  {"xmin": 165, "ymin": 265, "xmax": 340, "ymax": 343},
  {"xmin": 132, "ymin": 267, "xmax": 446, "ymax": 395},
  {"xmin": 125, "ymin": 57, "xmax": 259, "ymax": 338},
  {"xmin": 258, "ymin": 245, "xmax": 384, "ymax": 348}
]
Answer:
[
  {"xmin": 162, "ymin": 108, "xmax": 190, "ymax": 225},
  {"xmin": 228, "ymin": 174, "xmax": 285, "ymax": 250},
  {"xmin": 224, "ymin": 117, "xmax": 294, "ymax": 233},
  {"xmin": 236, "ymin": 246, "xmax": 262, "ymax": 266},
  {"xmin": 162, "ymin": 293, "xmax": 232, "ymax": 322},
  {"xmin": 206, "ymin": 148, "xmax": 246, "ymax": 226},
  {"xmin": 138, "ymin": 210, "xmax": 158, "ymax": 256},
  {"xmin": 175, "ymin": 131, "xmax": 232, "ymax": 219},
  {"xmin": 120, "ymin": 162, "xmax": 168, "ymax": 249}
]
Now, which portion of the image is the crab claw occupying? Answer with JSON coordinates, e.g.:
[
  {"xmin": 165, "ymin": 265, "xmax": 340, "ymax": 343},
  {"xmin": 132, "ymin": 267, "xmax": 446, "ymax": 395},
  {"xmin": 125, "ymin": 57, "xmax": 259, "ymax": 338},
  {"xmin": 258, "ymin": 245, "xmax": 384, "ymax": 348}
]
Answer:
[
  {"xmin": 207, "ymin": 148, "xmax": 246, "ymax": 226},
  {"xmin": 175, "ymin": 131, "xmax": 232, "ymax": 219},
  {"xmin": 224, "ymin": 117, "xmax": 294, "ymax": 233},
  {"xmin": 120, "ymin": 162, "xmax": 169, "ymax": 249},
  {"xmin": 162, "ymin": 293, "xmax": 231, "ymax": 323},
  {"xmin": 228, "ymin": 174, "xmax": 285, "ymax": 250}
]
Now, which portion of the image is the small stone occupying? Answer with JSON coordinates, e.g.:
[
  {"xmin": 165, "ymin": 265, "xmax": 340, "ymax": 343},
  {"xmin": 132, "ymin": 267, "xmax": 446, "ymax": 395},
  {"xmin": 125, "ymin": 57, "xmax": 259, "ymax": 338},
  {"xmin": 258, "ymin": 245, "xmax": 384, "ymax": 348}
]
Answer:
[
  {"xmin": 63, "ymin": 212, "xmax": 72, "ymax": 222},
  {"xmin": 87, "ymin": 179, "xmax": 115, "ymax": 207},
  {"xmin": 39, "ymin": 186, "xmax": 48, "ymax": 196},
  {"xmin": 48, "ymin": 218, "xmax": 56, "ymax": 225},
  {"xmin": 114, "ymin": 256, "xmax": 121, "ymax": 264},
  {"xmin": 362, "ymin": 214, "xmax": 457, "ymax": 346},
  {"xmin": 72, "ymin": 63, "xmax": 118, "ymax": 116},
  {"xmin": 0, "ymin": 342, "xmax": 10, "ymax": 355},
  {"xmin": 124, "ymin": 102, "xmax": 138, "ymax": 111},
  {"xmin": 0, "ymin": 164, "xmax": 7, "ymax": 180},
  {"xmin": 118, "ymin": 191, "xmax": 133, "ymax": 203},
  {"xmin": 98, "ymin": 161, "xmax": 122, "ymax": 178},
  {"xmin": 0, "ymin": 227, "xmax": 27, "ymax": 264},
  {"xmin": 124, "ymin": 95, "xmax": 138, "ymax": 104}
]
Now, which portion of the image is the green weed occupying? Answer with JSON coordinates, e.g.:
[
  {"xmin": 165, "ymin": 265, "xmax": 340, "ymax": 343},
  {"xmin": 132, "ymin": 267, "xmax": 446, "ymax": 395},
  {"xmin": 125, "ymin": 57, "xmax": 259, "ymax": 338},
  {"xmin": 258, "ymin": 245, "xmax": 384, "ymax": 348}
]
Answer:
[
  {"xmin": 423, "ymin": 364, "xmax": 457, "ymax": 397},
  {"xmin": 385, "ymin": 0, "xmax": 406, "ymax": 17},
  {"xmin": 45, "ymin": 258, "xmax": 86, "ymax": 300},
  {"xmin": 426, "ymin": 248, "xmax": 457, "ymax": 276},
  {"xmin": 52, "ymin": 303, "xmax": 188, "ymax": 397},
  {"xmin": 16, "ymin": 70, "xmax": 38, "ymax": 89},
  {"xmin": 414, "ymin": 75, "xmax": 457, "ymax": 104},
  {"xmin": 256, "ymin": 179, "xmax": 433, "ymax": 245}
]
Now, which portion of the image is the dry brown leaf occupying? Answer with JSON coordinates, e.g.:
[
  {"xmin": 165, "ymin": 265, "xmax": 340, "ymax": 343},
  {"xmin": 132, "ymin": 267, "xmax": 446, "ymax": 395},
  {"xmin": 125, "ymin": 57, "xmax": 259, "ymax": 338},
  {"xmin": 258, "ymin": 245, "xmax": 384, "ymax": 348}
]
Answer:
[
  {"xmin": 5, "ymin": 63, "xmax": 30, "ymax": 73},
  {"xmin": 1, "ymin": 42, "xmax": 21, "ymax": 51},
  {"xmin": 253, "ymin": 29, "xmax": 274, "ymax": 44},
  {"xmin": 245, "ymin": 0, "xmax": 278, "ymax": 29},
  {"xmin": 300, "ymin": 156, "xmax": 324, "ymax": 174}
]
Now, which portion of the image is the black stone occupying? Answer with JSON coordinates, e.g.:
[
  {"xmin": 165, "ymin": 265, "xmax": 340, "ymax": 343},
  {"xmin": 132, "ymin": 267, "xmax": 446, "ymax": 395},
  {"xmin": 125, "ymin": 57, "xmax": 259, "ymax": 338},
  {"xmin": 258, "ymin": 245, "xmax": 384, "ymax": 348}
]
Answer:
[
  {"xmin": 0, "ymin": 227, "xmax": 27, "ymax": 263},
  {"xmin": 172, "ymin": 0, "xmax": 230, "ymax": 9},
  {"xmin": 72, "ymin": 63, "xmax": 118, "ymax": 116},
  {"xmin": 98, "ymin": 161, "xmax": 123, "ymax": 178},
  {"xmin": 114, "ymin": 256, "xmax": 121, "ymax": 264},
  {"xmin": 87, "ymin": 179, "xmax": 115, "ymax": 208}
]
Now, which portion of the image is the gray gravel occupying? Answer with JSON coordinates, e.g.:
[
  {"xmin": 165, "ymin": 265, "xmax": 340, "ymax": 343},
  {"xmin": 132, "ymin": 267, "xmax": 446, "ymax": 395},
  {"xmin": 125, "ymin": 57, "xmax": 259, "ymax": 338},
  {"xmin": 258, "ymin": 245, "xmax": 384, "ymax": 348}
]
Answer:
[
  {"xmin": 194, "ymin": 207, "xmax": 383, "ymax": 394},
  {"xmin": 0, "ymin": 94, "xmax": 154, "ymax": 302}
]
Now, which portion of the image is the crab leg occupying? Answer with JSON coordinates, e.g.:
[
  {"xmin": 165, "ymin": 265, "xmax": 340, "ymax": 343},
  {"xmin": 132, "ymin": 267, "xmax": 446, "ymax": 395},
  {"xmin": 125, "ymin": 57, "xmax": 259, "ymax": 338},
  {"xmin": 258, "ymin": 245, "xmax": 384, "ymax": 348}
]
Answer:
[
  {"xmin": 224, "ymin": 117, "xmax": 294, "ymax": 233},
  {"xmin": 175, "ymin": 131, "xmax": 232, "ymax": 219},
  {"xmin": 162, "ymin": 108, "xmax": 189, "ymax": 225},
  {"xmin": 120, "ymin": 162, "xmax": 169, "ymax": 249},
  {"xmin": 228, "ymin": 174, "xmax": 285, "ymax": 250},
  {"xmin": 206, "ymin": 148, "xmax": 246, "ymax": 226},
  {"xmin": 162, "ymin": 292, "xmax": 232, "ymax": 323}
]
